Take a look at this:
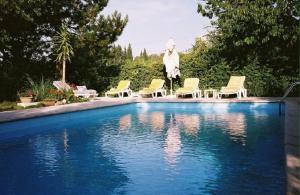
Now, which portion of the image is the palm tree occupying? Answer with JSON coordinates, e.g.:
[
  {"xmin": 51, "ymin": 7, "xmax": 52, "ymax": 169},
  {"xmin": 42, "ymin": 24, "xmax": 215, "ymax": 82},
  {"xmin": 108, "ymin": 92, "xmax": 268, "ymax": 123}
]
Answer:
[{"xmin": 53, "ymin": 24, "xmax": 73, "ymax": 83}]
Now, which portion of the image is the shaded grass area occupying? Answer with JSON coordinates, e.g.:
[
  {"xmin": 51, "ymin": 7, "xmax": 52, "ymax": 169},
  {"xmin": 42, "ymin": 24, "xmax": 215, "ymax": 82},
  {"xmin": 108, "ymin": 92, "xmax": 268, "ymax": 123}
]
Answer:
[
  {"xmin": 0, "ymin": 97, "xmax": 89, "ymax": 112},
  {"xmin": 0, "ymin": 101, "xmax": 43, "ymax": 112}
]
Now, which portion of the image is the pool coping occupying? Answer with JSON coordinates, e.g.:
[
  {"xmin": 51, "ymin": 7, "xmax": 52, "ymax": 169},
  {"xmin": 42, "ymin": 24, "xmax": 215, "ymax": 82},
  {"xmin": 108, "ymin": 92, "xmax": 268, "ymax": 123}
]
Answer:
[
  {"xmin": 0, "ymin": 97, "xmax": 282, "ymax": 123},
  {"xmin": 0, "ymin": 97, "xmax": 298, "ymax": 194},
  {"xmin": 284, "ymin": 98, "xmax": 299, "ymax": 195}
]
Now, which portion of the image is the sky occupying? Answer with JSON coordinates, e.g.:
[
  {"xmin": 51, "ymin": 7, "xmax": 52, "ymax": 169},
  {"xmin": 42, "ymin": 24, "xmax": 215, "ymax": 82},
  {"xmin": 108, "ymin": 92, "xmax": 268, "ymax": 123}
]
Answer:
[{"xmin": 102, "ymin": 0, "xmax": 212, "ymax": 56}]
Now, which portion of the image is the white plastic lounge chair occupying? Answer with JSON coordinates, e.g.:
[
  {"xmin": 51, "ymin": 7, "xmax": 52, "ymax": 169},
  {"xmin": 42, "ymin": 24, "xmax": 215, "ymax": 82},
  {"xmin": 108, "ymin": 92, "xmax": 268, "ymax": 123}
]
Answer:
[
  {"xmin": 139, "ymin": 79, "xmax": 166, "ymax": 98},
  {"xmin": 53, "ymin": 81, "xmax": 98, "ymax": 98},
  {"xmin": 175, "ymin": 78, "xmax": 201, "ymax": 98},
  {"xmin": 105, "ymin": 80, "xmax": 132, "ymax": 98},
  {"xmin": 218, "ymin": 76, "xmax": 247, "ymax": 99}
]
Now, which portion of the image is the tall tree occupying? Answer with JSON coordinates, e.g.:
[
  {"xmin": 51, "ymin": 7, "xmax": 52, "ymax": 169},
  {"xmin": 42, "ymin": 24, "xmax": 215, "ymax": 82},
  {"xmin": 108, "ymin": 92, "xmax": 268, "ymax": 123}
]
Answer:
[
  {"xmin": 123, "ymin": 46, "xmax": 127, "ymax": 60},
  {"xmin": 198, "ymin": 0, "xmax": 299, "ymax": 73},
  {"xmin": 68, "ymin": 10, "xmax": 127, "ymax": 93},
  {"xmin": 0, "ymin": 0, "xmax": 127, "ymax": 100},
  {"xmin": 198, "ymin": 0, "xmax": 299, "ymax": 95},
  {"xmin": 0, "ymin": 0, "xmax": 73, "ymax": 100},
  {"xmin": 53, "ymin": 24, "xmax": 74, "ymax": 83},
  {"xmin": 142, "ymin": 48, "xmax": 148, "ymax": 60},
  {"xmin": 127, "ymin": 43, "xmax": 133, "ymax": 61}
]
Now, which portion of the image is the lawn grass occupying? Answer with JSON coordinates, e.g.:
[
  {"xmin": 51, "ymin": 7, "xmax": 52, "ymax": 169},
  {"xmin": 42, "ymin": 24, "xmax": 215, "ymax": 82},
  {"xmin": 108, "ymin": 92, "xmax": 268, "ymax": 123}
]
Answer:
[
  {"xmin": 0, "ymin": 98, "xmax": 89, "ymax": 112},
  {"xmin": 0, "ymin": 101, "xmax": 43, "ymax": 112}
]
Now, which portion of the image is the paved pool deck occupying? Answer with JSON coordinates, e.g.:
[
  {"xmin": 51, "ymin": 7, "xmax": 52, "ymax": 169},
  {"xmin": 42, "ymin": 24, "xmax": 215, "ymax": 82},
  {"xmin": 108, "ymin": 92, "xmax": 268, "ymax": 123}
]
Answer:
[{"xmin": 0, "ymin": 97, "xmax": 298, "ymax": 194}]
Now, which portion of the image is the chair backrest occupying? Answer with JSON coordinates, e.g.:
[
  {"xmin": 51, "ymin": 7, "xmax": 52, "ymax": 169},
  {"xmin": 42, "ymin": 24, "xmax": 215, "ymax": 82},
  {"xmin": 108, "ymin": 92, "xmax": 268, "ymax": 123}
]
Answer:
[
  {"xmin": 53, "ymin": 81, "xmax": 71, "ymax": 90},
  {"xmin": 149, "ymin": 79, "xmax": 165, "ymax": 89},
  {"xmin": 226, "ymin": 76, "xmax": 245, "ymax": 89},
  {"xmin": 183, "ymin": 78, "xmax": 199, "ymax": 89},
  {"xmin": 116, "ymin": 80, "xmax": 130, "ymax": 90},
  {"xmin": 76, "ymin": 86, "xmax": 87, "ymax": 91}
]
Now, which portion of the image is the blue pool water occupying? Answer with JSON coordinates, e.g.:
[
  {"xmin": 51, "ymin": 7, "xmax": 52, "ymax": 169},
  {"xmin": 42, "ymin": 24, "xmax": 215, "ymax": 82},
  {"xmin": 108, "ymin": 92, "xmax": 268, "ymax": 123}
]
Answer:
[{"xmin": 0, "ymin": 103, "xmax": 285, "ymax": 194}]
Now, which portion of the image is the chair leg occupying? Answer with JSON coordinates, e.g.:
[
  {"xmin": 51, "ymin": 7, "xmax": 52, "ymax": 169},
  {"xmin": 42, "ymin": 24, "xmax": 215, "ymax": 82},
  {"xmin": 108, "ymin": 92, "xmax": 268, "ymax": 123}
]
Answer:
[{"xmin": 244, "ymin": 89, "xmax": 247, "ymax": 97}]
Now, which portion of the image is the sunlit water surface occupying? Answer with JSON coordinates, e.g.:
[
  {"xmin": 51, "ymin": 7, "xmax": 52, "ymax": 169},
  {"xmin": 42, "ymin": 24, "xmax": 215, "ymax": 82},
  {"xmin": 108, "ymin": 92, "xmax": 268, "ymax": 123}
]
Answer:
[{"xmin": 0, "ymin": 103, "xmax": 285, "ymax": 194}]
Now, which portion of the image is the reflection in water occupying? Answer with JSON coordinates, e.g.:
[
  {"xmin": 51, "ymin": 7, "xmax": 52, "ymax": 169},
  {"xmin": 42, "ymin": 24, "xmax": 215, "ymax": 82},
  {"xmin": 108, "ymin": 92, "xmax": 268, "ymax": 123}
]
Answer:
[
  {"xmin": 138, "ymin": 113, "xmax": 148, "ymax": 125},
  {"xmin": 138, "ymin": 112, "xmax": 164, "ymax": 132},
  {"xmin": 150, "ymin": 112, "xmax": 164, "ymax": 132},
  {"xmin": 32, "ymin": 136, "xmax": 59, "ymax": 175},
  {"xmin": 175, "ymin": 114, "xmax": 200, "ymax": 135},
  {"xmin": 63, "ymin": 129, "xmax": 69, "ymax": 153},
  {"xmin": 119, "ymin": 114, "xmax": 132, "ymax": 131},
  {"xmin": 204, "ymin": 113, "xmax": 246, "ymax": 145},
  {"xmin": 164, "ymin": 115, "xmax": 181, "ymax": 167},
  {"xmin": 222, "ymin": 114, "xmax": 246, "ymax": 136},
  {"xmin": 0, "ymin": 103, "xmax": 284, "ymax": 194},
  {"xmin": 222, "ymin": 114, "xmax": 246, "ymax": 145}
]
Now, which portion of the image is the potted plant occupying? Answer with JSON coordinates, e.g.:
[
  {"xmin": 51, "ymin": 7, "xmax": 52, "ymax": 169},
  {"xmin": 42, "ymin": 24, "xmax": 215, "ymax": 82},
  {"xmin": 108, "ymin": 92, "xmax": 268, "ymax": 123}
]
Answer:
[
  {"xmin": 18, "ymin": 89, "xmax": 34, "ymax": 103},
  {"xmin": 41, "ymin": 98, "xmax": 57, "ymax": 106},
  {"xmin": 40, "ymin": 89, "xmax": 59, "ymax": 106}
]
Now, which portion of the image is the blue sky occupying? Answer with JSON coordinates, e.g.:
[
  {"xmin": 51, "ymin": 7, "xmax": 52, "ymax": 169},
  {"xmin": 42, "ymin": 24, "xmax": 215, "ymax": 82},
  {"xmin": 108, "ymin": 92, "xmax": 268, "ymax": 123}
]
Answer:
[{"xmin": 102, "ymin": 0, "xmax": 212, "ymax": 56}]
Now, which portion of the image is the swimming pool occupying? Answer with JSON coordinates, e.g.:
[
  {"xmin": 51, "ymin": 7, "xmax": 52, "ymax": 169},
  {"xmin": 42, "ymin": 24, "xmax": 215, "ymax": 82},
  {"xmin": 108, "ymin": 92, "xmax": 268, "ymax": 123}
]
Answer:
[{"xmin": 0, "ymin": 103, "xmax": 285, "ymax": 194}]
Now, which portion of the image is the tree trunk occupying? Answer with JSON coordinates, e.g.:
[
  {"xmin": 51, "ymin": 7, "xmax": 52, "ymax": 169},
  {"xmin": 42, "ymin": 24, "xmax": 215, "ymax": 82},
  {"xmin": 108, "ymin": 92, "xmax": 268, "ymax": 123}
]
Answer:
[{"xmin": 62, "ymin": 58, "xmax": 66, "ymax": 83}]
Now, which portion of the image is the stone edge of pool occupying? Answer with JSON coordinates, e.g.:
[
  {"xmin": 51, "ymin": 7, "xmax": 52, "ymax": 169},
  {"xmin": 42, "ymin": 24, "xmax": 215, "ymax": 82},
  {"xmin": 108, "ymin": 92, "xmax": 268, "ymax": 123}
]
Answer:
[
  {"xmin": 0, "ymin": 97, "xmax": 283, "ymax": 123},
  {"xmin": 0, "ymin": 97, "xmax": 298, "ymax": 194}
]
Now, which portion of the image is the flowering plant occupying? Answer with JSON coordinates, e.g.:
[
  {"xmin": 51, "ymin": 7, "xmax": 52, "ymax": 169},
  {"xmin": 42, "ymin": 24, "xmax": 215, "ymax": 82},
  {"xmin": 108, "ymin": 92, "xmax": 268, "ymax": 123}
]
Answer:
[
  {"xmin": 69, "ymin": 83, "xmax": 77, "ymax": 90},
  {"xmin": 18, "ymin": 89, "xmax": 33, "ymax": 97}
]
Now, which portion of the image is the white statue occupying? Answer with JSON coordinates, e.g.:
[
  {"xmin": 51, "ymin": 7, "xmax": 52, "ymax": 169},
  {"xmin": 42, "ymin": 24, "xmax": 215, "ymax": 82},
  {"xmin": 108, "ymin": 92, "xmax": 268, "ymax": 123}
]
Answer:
[
  {"xmin": 163, "ymin": 39, "xmax": 180, "ymax": 95},
  {"xmin": 163, "ymin": 39, "xmax": 180, "ymax": 79}
]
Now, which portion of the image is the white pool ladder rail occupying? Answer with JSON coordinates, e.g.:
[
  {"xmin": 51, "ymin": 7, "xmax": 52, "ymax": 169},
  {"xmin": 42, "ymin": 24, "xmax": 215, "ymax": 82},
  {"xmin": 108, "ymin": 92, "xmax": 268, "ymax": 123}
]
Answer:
[
  {"xmin": 280, "ymin": 81, "xmax": 300, "ymax": 102},
  {"xmin": 279, "ymin": 81, "xmax": 299, "ymax": 115}
]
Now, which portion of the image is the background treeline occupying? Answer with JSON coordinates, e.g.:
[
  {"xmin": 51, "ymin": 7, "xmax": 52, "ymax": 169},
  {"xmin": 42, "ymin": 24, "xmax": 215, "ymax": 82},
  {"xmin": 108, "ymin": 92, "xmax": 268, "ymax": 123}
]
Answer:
[
  {"xmin": 0, "ymin": 0, "xmax": 128, "ymax": 101},
  {"xmin": 0, "ymin": 0, "xmax": 299, "ymax": 101},
  {"xmin": 112, "ymin": 0, "xmax": 299, "ymax": 96}
]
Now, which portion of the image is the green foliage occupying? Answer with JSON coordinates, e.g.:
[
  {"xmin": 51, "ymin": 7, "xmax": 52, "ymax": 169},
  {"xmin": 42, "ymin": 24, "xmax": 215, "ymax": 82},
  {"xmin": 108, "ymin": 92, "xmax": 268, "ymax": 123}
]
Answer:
[
  {"xmin": 44, "ymin": 88, "xmax": 89, "ymax": 104},
  {"xmin": 68, "ymin": 11, "xmax": 128, "ymax": 94},
  {"xmin": 198, "ymin": 0, "xmax": 299, "ymax": 71},
  {"xmin": 115, "ymin": 33, "xmax": 297, "ymax": 97},
  {"xmin": 126, "ymin": 44, "xmax": 133, "ymax": 61},
  {"xmin": 53, "ymin": 24, "xmax": 73, "ymax": 64},
  {"xmin": 197, "ymin": 0, "xmax": 299, "ymax": 96},
  {"xmin": 0, "ymin": 0, "xmax": 127, "ymax": 101},
  {"xmin": 58, "ymin": 89, "xmax": 89, "ymax": 103},
  {"xmin": 73, "ymin": 97, "xmax": 90, "ymax": 103},
  {"xmin": 117, "ymin": 54, "xmax": 164, "ymax": 92},
  {"xmin": 0, "ymin": 102, "xmax": 19, "ymax": 112},
  {"xmin": 62, "ymin": 89, "xmax": 75, "ymax": 103},
  {"xmin": 0, "ymin": 101, "xmax": 43, "ymax": 112},
  {"xmin": 142, "ymin": 48, "xmax": 148, "ymax": 60},
  {"xmin": 238, "ymin": 64, "xmax": 274, "ymax": 96},
  {"xmin": 53, "ymin": 24, "xmax": 74, "ymax": 82},
  {"xmin": 17, "ymin": 89, "xmax": 33, "ymax": 97},
  {"xmin": 27, "ymin": 77, "xmax": 54, "ymax": 101},
  {"xmin": 1, "ymin": 0, "xmax": 297, "ymax": 99}
]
